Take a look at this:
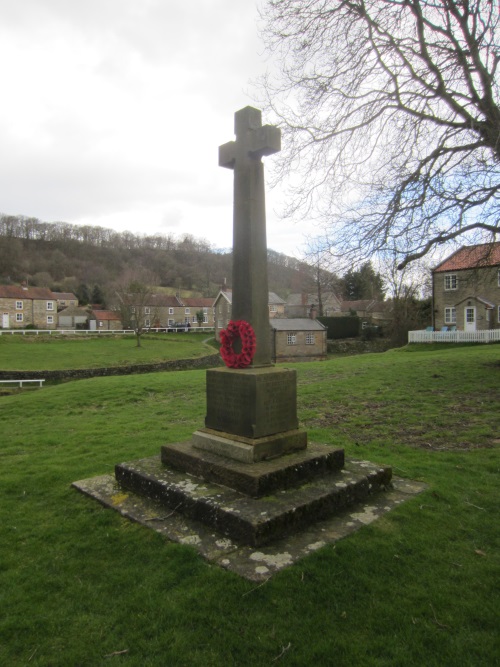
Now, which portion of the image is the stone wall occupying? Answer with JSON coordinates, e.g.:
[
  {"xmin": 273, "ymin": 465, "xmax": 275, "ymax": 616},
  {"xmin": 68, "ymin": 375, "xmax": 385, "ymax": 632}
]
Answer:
[
  {"xmin": 0, "ymin": 353, "xmax": 223, "ymax": 382},
  {"xmin": 327, "ymin": 338, "xmax": 395, "ymax": 355}
]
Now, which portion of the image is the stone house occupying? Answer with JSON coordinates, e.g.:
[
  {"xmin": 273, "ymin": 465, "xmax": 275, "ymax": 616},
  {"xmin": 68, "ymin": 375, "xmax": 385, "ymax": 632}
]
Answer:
[
  {"xmin": 0, "ymin": 284, "xmax": 57, "ymax": 329},
  {"xmin": 89, "ymin": 310, "xmax": 123, "ymax": 330},
  {"xmin": 213, "ymin": 289, "xmax": 286, "ymax": 341},
  {"xmin": 432, "ymin": 242, "xmax": 500, "ymax": 331},
  {"xmin": 338, "ymin": 300, "xmax": 392, "ymax": 328},
  {"xmin": 271, "ymin": 319, "xmax": 327, "ymax": 362},
  {"xmin": 57, "ymin": 305, "xmax": 90, "ymax": 329},
  {"xmin": 180, "ymin": 297, "xmax": 215, "ymax": 328},
  {"xmin": 51, "ymin": 292, "xmax": 78, "ymax": 310},
  {"xmin": 286, "ymin": 292, "xmax": 341, "ymax": 318},
  {"xmin": 268, "ymin": 292, "xmax": 286, "ymax": 318}
]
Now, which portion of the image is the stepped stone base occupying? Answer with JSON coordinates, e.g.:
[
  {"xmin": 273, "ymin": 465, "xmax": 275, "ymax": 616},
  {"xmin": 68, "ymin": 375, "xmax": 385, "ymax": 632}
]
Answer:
[
  {"xmin": 189, "ymin": 427, "xmax": 307, "ymax": 464},
  {"xmin": 115, "ymin": 450, "xmax": 392, "ymax": 547},
  {"xmin": 162, "ymin": 440, "xmax": 342, "ymax": 497}
]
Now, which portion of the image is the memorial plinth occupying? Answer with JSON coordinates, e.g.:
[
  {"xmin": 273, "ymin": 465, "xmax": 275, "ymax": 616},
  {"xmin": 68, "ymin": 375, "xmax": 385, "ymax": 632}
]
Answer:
[{"xmin": 73, "ymin": 106, "xmax": 394, "ymax": 562}]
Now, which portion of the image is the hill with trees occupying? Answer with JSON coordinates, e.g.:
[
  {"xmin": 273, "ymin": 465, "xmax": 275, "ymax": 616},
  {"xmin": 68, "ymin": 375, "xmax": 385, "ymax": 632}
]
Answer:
[{"xmin": 0, "ymin": 214, "xmax": 329, "ymax": 303}]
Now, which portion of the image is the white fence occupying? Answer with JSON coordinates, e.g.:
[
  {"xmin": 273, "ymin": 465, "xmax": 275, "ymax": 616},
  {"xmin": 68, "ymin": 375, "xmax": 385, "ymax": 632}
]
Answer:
[
  {"xmin": 408, "ymin": 329, "xmax": 500, "ymax": 344},
  {"xmin": 0, "ymin": 327, "xmax": 215, "ymax": 336}
]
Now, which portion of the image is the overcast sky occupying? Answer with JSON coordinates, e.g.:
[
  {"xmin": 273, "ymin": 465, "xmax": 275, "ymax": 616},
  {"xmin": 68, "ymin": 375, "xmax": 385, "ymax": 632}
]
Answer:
[{"xmin": 0, "ymin": 0, "xmax": 307, "ymax": 257}]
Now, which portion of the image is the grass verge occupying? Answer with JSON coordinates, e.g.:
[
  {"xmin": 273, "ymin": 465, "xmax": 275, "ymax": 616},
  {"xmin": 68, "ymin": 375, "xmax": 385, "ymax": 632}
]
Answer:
[{"xmin": 0, "ymin": 344, "xmax": 499, "ymax": 666}]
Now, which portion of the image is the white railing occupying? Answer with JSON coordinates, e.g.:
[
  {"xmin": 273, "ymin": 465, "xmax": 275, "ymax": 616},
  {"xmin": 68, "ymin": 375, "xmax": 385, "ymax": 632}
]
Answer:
[
  {"xmin": 0, "ymin": 327, "xmax": 215, "ymax": 336},
  {"xmin": 408, "ymin": 329, "xmax": 500, "ymax": 344}
]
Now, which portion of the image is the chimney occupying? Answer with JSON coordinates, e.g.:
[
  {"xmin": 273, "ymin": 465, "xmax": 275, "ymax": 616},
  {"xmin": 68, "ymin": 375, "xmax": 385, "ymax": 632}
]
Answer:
[{"xmin": 309, "ymin": 304, "xmax": 317, "ymax": 320}]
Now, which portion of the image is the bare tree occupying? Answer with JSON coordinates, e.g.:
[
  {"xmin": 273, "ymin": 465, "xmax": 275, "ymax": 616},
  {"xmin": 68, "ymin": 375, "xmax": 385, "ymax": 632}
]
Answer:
[
  {"xmin": 258, "ymin": 0, "xmax": 500, "ymax": 269},
  {"xmin": 113, "ymin": 270, "xmax": 159, "ymax": 348}
]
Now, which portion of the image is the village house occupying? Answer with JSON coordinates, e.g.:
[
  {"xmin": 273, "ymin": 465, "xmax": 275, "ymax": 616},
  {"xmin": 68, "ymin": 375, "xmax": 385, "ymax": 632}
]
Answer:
[
  {"xmin": 51, "ymin": 291, "xmax": 78, "ymax": 310},
  {"xmin": 213, "ymin": 289, "xmax": 287, "ymax": 341},
  {"xmin": 432, "ymin": 242, "xmax": 500, "ymax": 331},
  {"xmin": 271, "ymin": 318, "xmax": 327, "ymax": 362},
  {"xmin": 89, "ymin": 309, "xmax": 123, "ymax": 330},
  {"xmin": 57, "ymin": 305, "xmax": 90, "ymax": 329},
  {"xmin": 337, "ymin": 299, "xmax": 392, "ymax": 328},
  {"xmin": 180, "ymin": 297, "xmax": 215, "ymax": 328},
  {"xmin": 0, "ymin": 284, "xmax": 58, "ymax": 329},
  {"xmin": 286, "ymin": 292, "xmax": 341, "ymax": 318}
]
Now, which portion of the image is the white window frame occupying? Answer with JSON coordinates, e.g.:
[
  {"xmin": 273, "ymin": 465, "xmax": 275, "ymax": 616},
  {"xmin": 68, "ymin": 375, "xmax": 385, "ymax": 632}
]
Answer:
[
  {"xmin": 99, "ymin": 320, "xmax": 104, "ymax": 327},
  {"xmin": 145, "ymin": 319, "xmax": 151, "ymax": 327},
  {"xmin": 269, "ymin": 305, "xmax": 277, "ymax": 313},
  {"xmin": 444, "ymin": 307, "xmax": 456, "ymax": 324},
  {"xmin": 144, "ymin": 307, "xmax": 151, "ymax": 315},
  {"xmin": 444, "ymin": 274, "xmax": 457, "ymax": 291},
  {"xmin": 185, "ymin": 308, "xmax": 190, "ymax": 315},
  {"xmin": 203, "ymin": 313, "xmax": 208, "ymax": 323},
  {"xmin": 47, "ymin": 315, "xmax": 54, "ymax": 324},
  {"xmin": 169, "ymin": 307, "xmax": 174, "ymax": 315},
  {"xmin": 287, "ymin": 333, "xmax": 297, "ymax": 345},
  {"xmin": 192, "ymin": 316, "xmax": 197, "ymax": 324},
  {"xmin": 305, "ymin": 333, "xmax": 315, "ymax": 345},
  {"xmin": 168, "ymin": 319, "xmax": 174, "ymax": 326},
  {"xmin": 16, "ymin": 301, "xmax": 23, "ymax": 310},
  {"xmin": 47, "ymin": 301, "xmax": 54, "ymax": 311},
  {"xmin": 16, "ymin": 313, "xmax": 23, "ymax": 322}
]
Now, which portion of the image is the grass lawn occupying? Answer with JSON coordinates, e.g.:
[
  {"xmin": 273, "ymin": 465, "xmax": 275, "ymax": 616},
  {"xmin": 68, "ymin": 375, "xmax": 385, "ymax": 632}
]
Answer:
[
  {"xmin": 0, "ymin": 332, "xmax": 213, "ymax": 370},
  {"xmin": 0, "ymin": 344, "xmax": 499, "ymax": 666}
]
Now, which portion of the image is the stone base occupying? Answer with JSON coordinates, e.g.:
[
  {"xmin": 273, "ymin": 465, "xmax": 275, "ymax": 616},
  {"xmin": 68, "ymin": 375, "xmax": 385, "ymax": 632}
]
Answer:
[
  {"xmin": 114, "ymin": 450, "xmax": 392, "ymax": 546},
  {"xmin": 190, "ymin": 427, "xmax": 307, "ymax": 464},
  {"xmin": 162, "ymin": 440, "xmax": 342, "ymax": 496},
  {"xmin": 205, "ymin": 367, "xmax": 299, "ymax": 439}
]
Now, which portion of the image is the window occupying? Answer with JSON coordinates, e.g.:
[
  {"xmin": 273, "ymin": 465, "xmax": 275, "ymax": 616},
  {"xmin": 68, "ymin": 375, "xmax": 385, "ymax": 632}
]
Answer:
[
  {"xmin": 203, "ymin": 313, "xmax": 208, "ymax": 323},
  {"xmin": 270, "ymin": 305, "xmax": 277, "ymax": 313},
  {"xmin": 287, "ymin": 333, "xmax": 297, "ymax": 345},
  {"xmin": 145, "ymin": 307, "xmax": 151, "ymax": 315},
  {"xmin": 169, "ymin": 307, "xmax": 174, "ymax": 315},
  {"xmin": 16, "ymin": 301, "xmax": 23, "ymax": 310},
  {"xmin": 47, "ymin": 316, "xmax": 54, "ymax": 324},
  {"xmin": 305, "ymin": 333, "xmax": 315, "ymax": 345},
  {"xmin": 192, "ymin": 316, "xmax": 197, "ymax": 323},
  {"xmin": 444, "ymin": 274, "xmax": 457, "ymax": 290},
  {"xmin": 16, "ymin": 313, "xmax": 23, "ymax": 322},
  {"xmin": 145, "ymin": 319, "xmax": 151, "ymax": 327},
  {"xmin": 99, "ymin": 321, "xmax": 103, "ymax": 327},
  {"xmin": 185, "ymin": 308, "xmax": 190, "ymax": 315},
  {"xmin": 168, "ymin": 319, "xmax": 174, "ymax": 326},
  {"xmin": 47, "ymin": 301, "xmax": 54, "ymax": 311},
  {"xmin": 444, "ymin": 307, "xmax": 456, "ymax": 324}
]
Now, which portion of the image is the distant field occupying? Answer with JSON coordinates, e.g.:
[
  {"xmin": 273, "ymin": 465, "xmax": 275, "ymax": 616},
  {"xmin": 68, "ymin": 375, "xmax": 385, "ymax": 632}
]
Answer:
[
  {"xmin": 0, "ymin": 345, "xmax": 499, "ymax": 665},
  {"xmin": 0, "ymin": 332, "xmax": 214, "ymax": 370}
]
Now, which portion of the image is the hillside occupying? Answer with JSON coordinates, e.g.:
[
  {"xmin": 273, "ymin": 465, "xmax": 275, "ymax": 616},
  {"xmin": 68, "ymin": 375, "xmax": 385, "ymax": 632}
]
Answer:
[{"xmin": 0, "ymin": 214, "xmax": 324, "ymax": 301}]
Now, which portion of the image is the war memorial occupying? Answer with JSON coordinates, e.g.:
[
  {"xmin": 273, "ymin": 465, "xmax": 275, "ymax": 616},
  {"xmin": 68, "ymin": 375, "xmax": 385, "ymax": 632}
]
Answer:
[{"xmin": 74, "ymin": 107, "xmax": 423, "ymax": 579}]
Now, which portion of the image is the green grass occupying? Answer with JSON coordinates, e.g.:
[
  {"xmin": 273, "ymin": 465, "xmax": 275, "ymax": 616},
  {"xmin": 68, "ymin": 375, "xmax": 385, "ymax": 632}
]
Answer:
[
  {"xmin": 0, "ymin": 332, "xmax": 213, "ymax": 370},
  {"xmin": 1, "ymin": 345, "xmax": 499, "ymax": 666}
]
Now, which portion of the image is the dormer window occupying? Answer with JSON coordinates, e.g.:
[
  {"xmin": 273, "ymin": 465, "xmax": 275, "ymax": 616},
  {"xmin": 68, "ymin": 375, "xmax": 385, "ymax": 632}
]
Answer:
[{"xmin": 444, "ymin": 274, "xmax": 457, "ymax": 290}]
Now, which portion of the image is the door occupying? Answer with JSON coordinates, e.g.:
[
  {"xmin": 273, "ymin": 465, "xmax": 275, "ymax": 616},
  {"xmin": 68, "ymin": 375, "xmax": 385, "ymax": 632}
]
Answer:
[
  {"xmin": 2, "ymin": 313, "xmax": 8, "ymax": 328},
  {"xmin": 464, "ymin": 307, "xmax": 476, "ymax": 332}
]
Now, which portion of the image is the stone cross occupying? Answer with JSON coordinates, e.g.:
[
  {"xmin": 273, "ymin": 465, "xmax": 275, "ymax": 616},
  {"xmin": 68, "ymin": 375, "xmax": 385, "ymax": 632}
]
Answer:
[{"xmin": 219, "ymin": 106, "xmax": 281, "ymax": 367}]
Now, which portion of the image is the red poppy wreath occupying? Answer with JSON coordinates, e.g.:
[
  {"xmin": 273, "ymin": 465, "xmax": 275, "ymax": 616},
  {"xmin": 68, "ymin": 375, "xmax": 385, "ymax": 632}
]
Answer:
[{"xmin": 220, "ymin": 320, "xmax": 256, "ymax": 368}]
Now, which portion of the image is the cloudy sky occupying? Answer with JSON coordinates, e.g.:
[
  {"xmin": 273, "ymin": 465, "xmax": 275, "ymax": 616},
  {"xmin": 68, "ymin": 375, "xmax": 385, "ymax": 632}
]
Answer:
[{"xmin": 0, "ymin": 0, "xmax": 306, "ymax": 257}]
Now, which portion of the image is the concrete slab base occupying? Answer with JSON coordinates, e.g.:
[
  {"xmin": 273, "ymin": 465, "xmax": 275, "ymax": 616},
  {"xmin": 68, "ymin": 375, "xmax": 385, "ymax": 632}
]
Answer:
[{"xmin": 72, "ymin": 469, "xmax": 426, "ymax": 581}]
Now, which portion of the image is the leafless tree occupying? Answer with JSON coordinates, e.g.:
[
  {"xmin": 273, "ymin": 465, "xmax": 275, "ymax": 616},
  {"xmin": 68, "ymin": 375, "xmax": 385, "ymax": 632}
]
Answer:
[
  {"xmin": 112, "ymin": 270, "xmax": 159, "ymax": 347},
  {"xmin": 258, "ymin": 0, "xmax": 500, "ymax": 269}
]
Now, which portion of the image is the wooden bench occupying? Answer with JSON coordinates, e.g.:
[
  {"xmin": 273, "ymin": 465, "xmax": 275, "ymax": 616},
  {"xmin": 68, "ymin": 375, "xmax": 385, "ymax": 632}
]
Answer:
[{"xmin": 0, "ymin": 379, "xmax": 45, "ymax": 388}]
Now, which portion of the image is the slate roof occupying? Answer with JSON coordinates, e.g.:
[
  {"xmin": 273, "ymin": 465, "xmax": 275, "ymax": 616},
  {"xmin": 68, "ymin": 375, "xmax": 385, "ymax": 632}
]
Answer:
[
  {"xmin": 270, "ymin": 318, "xmax": 326, "ymax": 331},
  {"xmin": 214, "ymin": 290, "xmax": 285, "ymax": 305},
  {"xmin": 181, "ymin": 297, "xmax": 214, "ymax": 308},
  {"xmin": 0, "ymin": 285, "xmax": 54, "ymax": 299},
  {"xmin": 51, "ymin": 292, "xmax": 77, "ymax": 301},
  {"xmin": 433, "ymin": 242, "xmax": 500, "ymax": 272}
]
